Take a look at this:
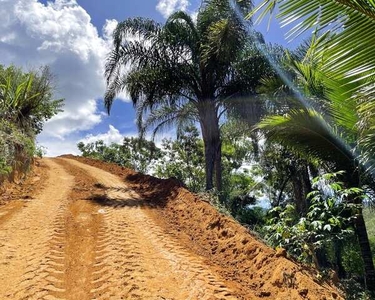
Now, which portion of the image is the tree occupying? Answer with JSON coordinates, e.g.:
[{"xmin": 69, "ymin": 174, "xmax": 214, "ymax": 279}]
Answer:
[
  {"xmin": 265, "ymin": 172, "xmax": 360, "ymax": 271},
  {"xmin": 219, "ymin": 120, "xmax": 260, "ymax": 206},
  {"xmin": 77, "ymin": 137, "xmax": 162, "ymax": 173},
  {"xmin": 104, "ymin": 0, "xmax": 269, "ymax": 191},
  {"xmin": 254, "ymin": 141, "xmax": 313, "ymax": 215},
  {"xmin": 154, "ymin": 125, "xmax": 206, "ymax": 192},
  {"xmin": 256, "ymin": 40, "xmax": 375, "ymax": 289},
  {"xmin": 250, "ymin": 0, "xmax": 375, "ymax": 184}
]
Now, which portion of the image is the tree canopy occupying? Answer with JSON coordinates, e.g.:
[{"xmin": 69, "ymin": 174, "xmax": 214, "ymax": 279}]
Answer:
[{"xmin": 104, "ymin": 0, "xmax": 276, "ymax": 192}]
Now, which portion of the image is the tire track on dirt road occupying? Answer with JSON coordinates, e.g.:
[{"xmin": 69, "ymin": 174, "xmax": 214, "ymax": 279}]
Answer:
[
  {"xmin": 0, "ymin": 156, "xmax": 342, "ymax": 299},
  {"xmin": 55, "ymin": 162, "xmax": 104, "ymax": 300},
  {"xmin": 0, "ymin": 159, "xmax": 73, "ymax": 300},
  {"xmin": 61, "ymin": 158, "xmax": 241, "ymax": 300}
]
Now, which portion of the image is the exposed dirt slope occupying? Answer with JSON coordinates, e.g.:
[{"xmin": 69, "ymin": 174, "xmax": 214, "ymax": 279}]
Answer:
[
  {"xmin": 0, "ymin": 156, "xmax": 343, "ymax": 299},
  {"xmin": 0, "ymin": 159, "xmax": 48, "ymax": 225},
  {"xmin": 64, "ymin": 155, "xmax": 344, "ymax": 300},
  {"xmin": 61, "ymin": 158, "xmax": 240, "ymax": 299}
]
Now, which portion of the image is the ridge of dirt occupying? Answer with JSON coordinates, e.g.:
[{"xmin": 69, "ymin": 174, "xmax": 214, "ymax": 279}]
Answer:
[
  {"xmin": 63, "ymin": 155, "xmax": 344, "ymax": 300},
  {"xmin": 51, "ymin": 160, "xmax": 104, "ymax": 300},
  {"xmin": 0, "ymin": 159, "xmax": 48, "ymax": 225},
  {"xmin": 59, "ymin": 157, "xmax": 246, "ymax": 299}
]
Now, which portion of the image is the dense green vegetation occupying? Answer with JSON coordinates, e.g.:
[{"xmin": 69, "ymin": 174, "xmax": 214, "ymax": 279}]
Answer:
[
  {"xmin": 77, "ymin": 137, "xmax": 162, "ymax": 174},
  {"xmin": 75, "ymin": 0, "xmax": 375, "ymax": 297},
  {"xmin": 0, "ymin": 65, "xmax": 63, "ymax": 182},
  {"xmin": 78, "ymin": 123, "xmax": 257, "ymax": 206},
  {"xmin": 249, "ymin": 0, "xmax": 375, "ymax": 292}
]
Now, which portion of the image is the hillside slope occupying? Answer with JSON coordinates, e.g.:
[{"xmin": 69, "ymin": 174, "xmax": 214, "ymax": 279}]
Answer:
[
  {"xmin": 0, "ymin": 156, "xmax": 343, "ymax": 299},
  {"xmin": 64, "ymin": 155, "xmax": 343, "ymax": 300}
]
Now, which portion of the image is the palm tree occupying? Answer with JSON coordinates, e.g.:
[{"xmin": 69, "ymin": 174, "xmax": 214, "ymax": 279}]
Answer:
[
  {"xmin": 250, "ymin": 0, "xmax": 375, "ymax": 172},
  {"xmin": 104, "ymin": 0, "xmax": 265, "ymax": 191},
  {"xmin": 256, "ymin": 41, "xmax": 375, "ymax": 289},
  {"xmin": 248, "ymin": 1, "xmax": 375, "ymax": 287}
]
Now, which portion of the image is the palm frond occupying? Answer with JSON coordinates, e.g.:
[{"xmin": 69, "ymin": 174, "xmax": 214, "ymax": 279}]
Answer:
[
  {"xmin": 249, "ymin": 0, "xmax": 375, "ymax": 98},
  {"xmin": 113, "ymin": 17, "xmax": 161, "ymax": 47},
  {"xmin": 139, "ymin": 102, "xmax": 197, "ymax": 139},
  {"xmin": 202, "ymin": 18, "xmax": 246, "ymax": 66},
  {"xmin": 278, "ymin": 38, "xmax": 359, "ymax": 140},
  {"xmin": 166, "ymin": 11, "xmax": 199, "ymax": 41},
  {"xmin": 257, "ymin": 109, "xmax": 356, "ymax": 170}
]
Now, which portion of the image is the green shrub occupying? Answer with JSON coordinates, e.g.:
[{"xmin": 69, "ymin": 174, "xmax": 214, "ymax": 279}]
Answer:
[
  {"xmin": 342, "ymin": 239, "xmax": 365, "ymax": 277},
  {"xmin": 264, "ymin": 172, "xmax": 360, "ymax": 269},
  {"xmin": 0, "ymin": 64, "xmax": 63, "ymax": 183},
  {"xmin": 341, "ymin": 278, "xmax": 374, "ymax": 300}
]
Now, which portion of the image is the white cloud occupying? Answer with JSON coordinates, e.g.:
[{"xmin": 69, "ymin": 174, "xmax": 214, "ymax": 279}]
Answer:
[
  {"xmin": 156, "ymin": 0, "xmax": 190, "ymax": 18},
  {"xmin": 79, "ymin": 125, "xmax": 124, "ymax": 146},
  {"xmin": 103, "ymin": 19, "xmax": 118, "ymax": 41},
  {"xmin": 0, "ymin": 0, "xmax": 132, "ymax": 148},
  {"xmin": 0, "ymin": 0, "xmax": 137, "ymax": 156},
  {"xmin": 39, "ymin": 138, "xmax": 80, "ymax": 157},
  {"xmin": 79, "ymin": 125, "xmax": 176, "ymax": 149},
  {"xmin": 38, "ymin": 124, "xmax": 127, "ymax": 157}
]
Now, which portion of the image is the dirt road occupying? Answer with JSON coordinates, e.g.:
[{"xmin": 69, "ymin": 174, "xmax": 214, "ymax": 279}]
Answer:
[{"xmin": 0, "ymin": 158, "xmax": 238, "ymax": 300}]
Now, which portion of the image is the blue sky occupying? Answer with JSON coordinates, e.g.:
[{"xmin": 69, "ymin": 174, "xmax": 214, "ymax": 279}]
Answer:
[{"xmin": 0, "ymin": 0, "xmax": 306, "ymax": 156}]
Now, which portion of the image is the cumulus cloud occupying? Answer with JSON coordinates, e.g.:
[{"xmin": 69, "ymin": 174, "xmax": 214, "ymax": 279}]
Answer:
[
  {"xmin": 103, "ymin": 19, "xmax": 118, "ymax": 41},
  {"xmin": 79, "ymin": 125, "xmax": 124, "ymax": 146},
  {"xmin": 39, "ymin": 138, "xmax": 81, "ymax": 157},
  {"xmin": 39, "ymin": 124, "xmax": 129, "ymax": 157},
  {"xmin": 0, "ymin": 0, "xmax": 131, "ymax": 145},
  {"xmin": 156, "ymin": 0, "xmax": 190, "ymax": 18}
]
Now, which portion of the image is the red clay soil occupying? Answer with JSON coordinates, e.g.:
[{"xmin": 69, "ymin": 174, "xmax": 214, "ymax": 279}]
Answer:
[
  {"xmin": 62, "ymin": 155, "xmax": 343, "ymax": 300},
  {"xmin": 0, "ymin": 159, "xmax": 48, "ymax": 224},
  {"xmin": 0, "ymin": 159, "xmax": 47, "ymax": 203}
]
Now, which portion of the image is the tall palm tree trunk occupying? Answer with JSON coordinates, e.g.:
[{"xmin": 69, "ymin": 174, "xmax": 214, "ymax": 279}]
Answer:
[
  {"xmin": 214, "ymin": 140, "xmax": 222, "ymax": 192},
  {"xmin": 199, "ymin": 101, "xmax": 222, "ymax": 191},
  {"xmin": 348, "ymin": 172, "xmax": 375, "ymax": 290},
  {"xmin": 355, "ymin": 210, "xmax": 375, "ymax": 289},
  {"xmin": 292, "ymin": 176, "xmax": 306, "ymax": 215},
  {"xmin": 290, "ymin": 164, "xmax": 310, "ymax": 216}
]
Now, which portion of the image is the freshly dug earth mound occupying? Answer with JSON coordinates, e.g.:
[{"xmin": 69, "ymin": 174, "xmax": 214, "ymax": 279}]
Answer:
[{"xmin": 63, "ymin": 155, "xmax": 343, "ymax": 300}]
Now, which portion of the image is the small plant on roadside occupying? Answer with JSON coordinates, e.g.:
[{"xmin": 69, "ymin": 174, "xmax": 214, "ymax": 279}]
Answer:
[
  {"xmin": 34, "ymin": 145, "xmax": 47, "ymax": 158},
  {"xmin": 0, "ymin": 157, "xmax": 12, "ymax": 176},
  {"xmin": 341, "ymin": 278, "xmax": 374, "ymax": 300}
]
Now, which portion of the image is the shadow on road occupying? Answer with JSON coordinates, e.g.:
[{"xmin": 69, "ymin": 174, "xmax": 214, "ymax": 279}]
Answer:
[
  {"xmin": 87, "ymin": 174, "xmax": 184, "ymax": 210},
  {"xmin": 88, "ymin": 192, "xmax": 148, "ymax": 209}
]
